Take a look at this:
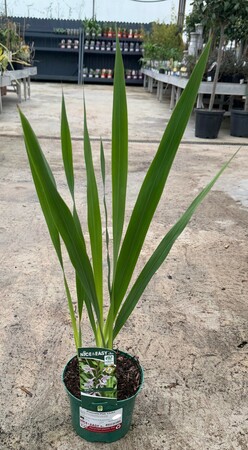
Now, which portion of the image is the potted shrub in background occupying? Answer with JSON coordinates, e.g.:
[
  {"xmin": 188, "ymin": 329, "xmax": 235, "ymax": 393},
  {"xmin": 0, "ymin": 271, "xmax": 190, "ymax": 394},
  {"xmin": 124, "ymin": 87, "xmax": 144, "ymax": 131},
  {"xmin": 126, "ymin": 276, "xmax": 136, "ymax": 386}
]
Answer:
[
  {"xmin": 83, "ymin": 18, "xmax": 102, "ymax": 39},
  {"xmin": 142, "ymin": 21, "xmax": 184, "ymax": 70},
  {"xmin": 194, "ymin": 0, "xmax": 248, "ymax": 139},
  {"xmin": 230, "ymin": 82, "xmax": 248, "ymax": 137},
  {"xmin": 227, "ymin": 12, "xmax": 248, "ymax": 137},
  {"xmin": 19, "ymin": 38, "xmax": 237, "ymax": 443},
  {"xmin": 0, "ymin": 19, "xmax": 32, "ymax": 70}
]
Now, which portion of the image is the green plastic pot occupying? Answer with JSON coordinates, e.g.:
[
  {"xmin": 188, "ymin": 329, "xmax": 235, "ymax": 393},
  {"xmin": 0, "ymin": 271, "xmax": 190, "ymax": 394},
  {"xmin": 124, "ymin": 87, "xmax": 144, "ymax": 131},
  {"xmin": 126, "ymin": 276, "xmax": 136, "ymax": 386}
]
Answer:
[{"xmin": 62, "ymin": 351, "xmax": 144, "ymax": 443}]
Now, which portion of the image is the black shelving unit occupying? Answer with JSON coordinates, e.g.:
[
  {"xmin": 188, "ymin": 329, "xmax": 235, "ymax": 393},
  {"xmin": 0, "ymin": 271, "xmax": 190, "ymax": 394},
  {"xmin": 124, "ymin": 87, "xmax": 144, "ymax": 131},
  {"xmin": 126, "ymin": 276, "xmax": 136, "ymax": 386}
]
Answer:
[
  {"xmin": 81, "ymin": 35, "xmax": 143, "ymax": 85},
  {"xmin": 18, "ymin": 18, "xmax": 146, "ymax": 84},
  {"xmin": 25, "ymin": 30, "xmax": 83, "ymax": 83}
]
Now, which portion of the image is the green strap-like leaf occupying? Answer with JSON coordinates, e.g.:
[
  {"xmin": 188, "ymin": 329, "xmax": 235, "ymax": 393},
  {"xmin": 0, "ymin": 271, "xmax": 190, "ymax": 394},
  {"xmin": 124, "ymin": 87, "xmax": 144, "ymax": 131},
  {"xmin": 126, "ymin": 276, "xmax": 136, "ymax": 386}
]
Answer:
[
  {"xmin": 61, "ymin": 93, "xmax": 74, "ymax": 196},
  {"xmin": 61, "ymin": 95, "xmax": 86, "ymax": 325},
  {"xmin": 112, "ymin": 36, "xmax": 128, "ymax": 272},
  {"xmin": 112, "ymin": 40, "xmax": 212, "ymax": 316},
  {"xmin": 64, "ymin": 275, "xmax": 80, "ymax": 348},
  {"xmin": 19, "ymin": 110, "xmax": 101, "ymax": 327},
  {"xmin": 84, "ymin": 103, "xmax": 103, "ymax": 318},
  {"xmin": 100, "ymin": 140, "xmax": 111, "ymax": 297},
  {"xmin": 113, "ymin": 149, "xmax": 239, "ymax": 338}
]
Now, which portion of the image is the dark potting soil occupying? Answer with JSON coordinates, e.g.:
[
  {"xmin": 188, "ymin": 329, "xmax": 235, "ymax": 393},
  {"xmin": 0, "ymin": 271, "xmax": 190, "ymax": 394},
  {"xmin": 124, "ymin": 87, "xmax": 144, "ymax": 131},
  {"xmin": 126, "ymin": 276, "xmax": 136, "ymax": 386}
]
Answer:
[{"xmin": 64, "ymin": 350, "xmax": 142, "ymax": 401}]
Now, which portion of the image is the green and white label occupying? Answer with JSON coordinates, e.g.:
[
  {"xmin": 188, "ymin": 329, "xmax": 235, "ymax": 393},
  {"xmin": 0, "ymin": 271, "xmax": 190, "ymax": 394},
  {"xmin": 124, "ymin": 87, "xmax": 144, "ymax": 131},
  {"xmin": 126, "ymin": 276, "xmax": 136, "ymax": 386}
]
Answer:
[
  {"xmin": 78, "ymin": 347, "xmax": 117, "ymax": 399},
  {"xmin": 79, "ymin": 407, "xmax": 123, "ymax": 433}
]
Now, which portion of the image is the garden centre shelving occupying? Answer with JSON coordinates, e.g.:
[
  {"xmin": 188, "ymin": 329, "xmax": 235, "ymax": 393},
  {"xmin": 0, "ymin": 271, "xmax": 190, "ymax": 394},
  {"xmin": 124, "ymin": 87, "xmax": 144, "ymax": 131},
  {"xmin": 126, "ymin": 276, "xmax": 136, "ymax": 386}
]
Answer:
[
  {"xmin": 15, "ymin": 18, "xmax": 145, "ymax": 85},
  {"xmin": 81, "ymin": 34, "xmax": 143, "ymax": 85},
  {"xmin": 24, "ymin": 29, "xmax": 83, "ymax": 83}
]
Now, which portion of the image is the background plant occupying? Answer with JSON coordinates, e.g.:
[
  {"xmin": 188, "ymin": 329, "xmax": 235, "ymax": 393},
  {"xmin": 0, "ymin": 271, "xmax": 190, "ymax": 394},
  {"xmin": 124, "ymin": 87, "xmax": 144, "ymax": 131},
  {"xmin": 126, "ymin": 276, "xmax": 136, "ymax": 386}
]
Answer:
[
  {"xmin": 19, "ymin": 38, "xmax": 236, "ymax": 352},
  {"xmin": 83, "ymin": 18, "xmax": 102, "ymax": 37},
  {"xmin": 0, "ymin": 19, "xmax": 32, "ymax": 70},
  {"xmin": 193, "ymin": 0, "xmax": 248, "ymax": 110},
  {"xmin": 184, "ymin": 2, "xmax": 208, "ymax": 42},
  {"xmin": 143, "ymin": 22, "xmax": 184, "ymax": 63}
]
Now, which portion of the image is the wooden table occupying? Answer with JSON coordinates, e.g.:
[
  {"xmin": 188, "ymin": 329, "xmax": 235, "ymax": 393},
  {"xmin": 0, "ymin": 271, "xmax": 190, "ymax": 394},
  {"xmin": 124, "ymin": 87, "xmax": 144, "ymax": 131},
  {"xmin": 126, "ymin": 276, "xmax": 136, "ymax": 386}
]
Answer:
[
  {"xmin": 142, "ymin": 69, "xmax": 247, "ymax": 111},
  {"xmin": 0, "ymin": 67, "xmax": 37, "ymax": 114}
]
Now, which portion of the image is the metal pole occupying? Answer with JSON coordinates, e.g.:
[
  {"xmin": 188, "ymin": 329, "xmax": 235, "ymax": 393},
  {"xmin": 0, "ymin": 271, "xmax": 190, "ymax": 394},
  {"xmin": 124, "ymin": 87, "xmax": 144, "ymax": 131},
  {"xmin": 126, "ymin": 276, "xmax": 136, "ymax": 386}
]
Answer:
[
  {"xmin": 92, "ymin": 0, "xmax": 95, "ymax": 19},
  {"xmin": 177, "ymin": 0, "xmax": 186, "ymax": 31},
  {"xmin": 4, "ymin": 0, "xmax": 8, "ymax": 16}
]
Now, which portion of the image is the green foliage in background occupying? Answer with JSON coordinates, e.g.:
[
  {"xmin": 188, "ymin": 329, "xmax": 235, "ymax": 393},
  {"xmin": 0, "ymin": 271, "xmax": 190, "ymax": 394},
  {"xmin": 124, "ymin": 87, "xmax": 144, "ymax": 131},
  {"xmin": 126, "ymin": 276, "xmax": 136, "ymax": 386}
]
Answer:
[{"xmin": 143, "ymin": 22, "xmax": 184, "ymax": 61}]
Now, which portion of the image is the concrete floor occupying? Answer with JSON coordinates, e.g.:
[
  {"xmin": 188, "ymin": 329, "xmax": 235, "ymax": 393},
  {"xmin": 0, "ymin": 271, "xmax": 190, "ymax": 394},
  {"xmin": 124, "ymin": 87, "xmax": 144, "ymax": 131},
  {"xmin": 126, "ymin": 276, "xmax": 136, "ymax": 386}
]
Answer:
[{"xmin": 0, "ymin": 82, "xmax": 248, "ymax": 450}]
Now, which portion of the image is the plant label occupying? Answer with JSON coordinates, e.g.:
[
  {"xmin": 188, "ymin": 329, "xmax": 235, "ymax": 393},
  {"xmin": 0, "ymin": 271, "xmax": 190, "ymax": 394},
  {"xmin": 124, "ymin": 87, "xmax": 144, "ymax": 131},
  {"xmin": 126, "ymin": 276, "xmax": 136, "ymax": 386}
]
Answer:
[
  {"xmin": 79, "ymin": 407, "xmax": 123, "ymax": 433},
  {"xmin": 78, "ymin": 347, "xmax": 117, "ymax": 399}
]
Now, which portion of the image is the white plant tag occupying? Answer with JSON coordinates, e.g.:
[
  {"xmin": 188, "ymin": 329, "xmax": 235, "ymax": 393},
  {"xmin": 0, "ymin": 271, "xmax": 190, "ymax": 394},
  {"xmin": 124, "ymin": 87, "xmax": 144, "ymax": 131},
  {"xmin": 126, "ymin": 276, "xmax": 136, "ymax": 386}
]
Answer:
[{"xmin": 79, "ymin": 407, "xmax": 123, "ymax": 433}]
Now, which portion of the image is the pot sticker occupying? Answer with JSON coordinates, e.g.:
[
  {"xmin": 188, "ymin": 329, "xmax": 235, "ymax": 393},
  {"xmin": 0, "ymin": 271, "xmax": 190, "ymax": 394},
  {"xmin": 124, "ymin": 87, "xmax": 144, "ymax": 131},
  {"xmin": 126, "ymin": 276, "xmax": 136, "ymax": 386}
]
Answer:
[
  {"xmin": 78, "ymin": 347, "xmax": 117, "ymax": 399},
  {"xmin": 79, "ymin": 407, "xmax": 123, "ymax": 433}
]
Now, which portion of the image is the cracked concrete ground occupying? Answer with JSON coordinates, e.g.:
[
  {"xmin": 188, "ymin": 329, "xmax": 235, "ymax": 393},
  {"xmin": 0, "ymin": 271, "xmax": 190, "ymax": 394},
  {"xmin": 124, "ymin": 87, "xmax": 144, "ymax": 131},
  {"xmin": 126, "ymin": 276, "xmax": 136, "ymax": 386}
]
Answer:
[{"xmin": 0, "ymin": 83, "xmax": 248, "ymax": 449}]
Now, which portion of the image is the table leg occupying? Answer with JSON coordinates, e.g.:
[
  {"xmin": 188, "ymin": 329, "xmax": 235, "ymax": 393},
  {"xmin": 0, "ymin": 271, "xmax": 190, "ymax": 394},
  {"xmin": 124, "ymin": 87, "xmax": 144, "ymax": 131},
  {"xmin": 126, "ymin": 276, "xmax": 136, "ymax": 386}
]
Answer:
[
  {"xmin": 16, "ymin": 81, "xmax": 22, "ymax": 103},
  {"xmin": 23, "ymin": 77, "xmax": 27, "ymax": 100},
  {"xmin": 157, "ymin": 81, "xmax": 161, "ymax": 100},
  {"xmin": 176, "ymin": 87, "xmax": 182, "ymax": 104},
  {"xmin": 170, "ymin": 85, "xmax": 176, "ymax": 109},
  {"xmin": 197, "ymin": 94, "xmax": 203, "ymax": 108},
  {"xmin": 148, "ymin": 77, "xmax": 153, "ymax": 93},
  {"xmin": 143, "ymin": 74, "xmax": 147, "ymax": 89},
  {"xmin": 0, "ymin": 93, "xmax": 2, "ymax": 114},
  {"xmin": 27, "ymin": 76, "xmax": 31, "ymax": 98},
  {"xmin": 159, "ymin": 82, "xmax": 163, "ymax": 102},
  {"xmin": 228, "ymin": 96, "xmax": 234, "ymax": 111},
  {"xmin": 219, "ymin": 94, "xmax": 225, "ymax": 110},
  {"xmin": 156, "ymin": 81, "xmax": 159, "ymax": 99}
]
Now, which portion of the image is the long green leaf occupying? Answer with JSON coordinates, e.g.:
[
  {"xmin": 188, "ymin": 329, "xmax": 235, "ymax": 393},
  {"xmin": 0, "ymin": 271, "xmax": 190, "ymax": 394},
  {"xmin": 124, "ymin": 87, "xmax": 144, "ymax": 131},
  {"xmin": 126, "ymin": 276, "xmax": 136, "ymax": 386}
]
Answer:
[
  {"xmin": 19, "ymin": 110, "xmax": 102, "ymax": 329},
  {"xmin": 84, "ymin": 103, "xmax": 103, "ymax": 318},
  {"xmin": 64, "ymin": 275, "xmax": 80, "ymax": 347},
  {"xmin": 61, "ymin": 93, "xmax": 74, "ymax": 196},
  {"xmin": 112, "ymin": 40, "xmax": 212, "ymax": 316},
  {"xmin": 112, "ymin": 36, "xmax": 128, "ymax": 272},
  {"xmin": 113, "ymin": 149, "xmax": 239, "ymax": 338},
  {"xmin": 61, "ymin": 95, "xmax": 86, "ymax": 324},
  {"xmin": 100, "ymin": 140, "xmax": 111, "ymax": 297}
]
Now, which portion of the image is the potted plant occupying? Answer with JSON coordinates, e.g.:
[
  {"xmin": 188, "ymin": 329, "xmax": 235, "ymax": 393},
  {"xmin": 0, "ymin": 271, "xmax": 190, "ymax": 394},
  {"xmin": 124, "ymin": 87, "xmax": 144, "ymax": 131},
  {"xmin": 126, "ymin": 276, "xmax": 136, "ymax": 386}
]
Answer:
[
  {"xmin": 83, "ymin": 18, "xmax": 101, "ymax": 39},
  {"xmin": 194, "ymin": 0, "xmax": 248, "ymax": 139},
  {"xmin": 230, "ymin": 81, "xmax": 248, "ymax": 137},
  {"xmin": 0, "ymin": 20, "xmax": 32, "ymax": 70},
  {"xmin": 143, "ymin": 22, "xmax": 184, "ymax": 69},
  {"xmin": 219, "ymin": 49, "xmax": 236, "ymax": 82},
  {"xmin": 19, "ymin": 38, "xmax": 237, "ymax": 443},
  {"xmin": 0, "ymin": 45, "xmax": 11, "ymax": 73}
]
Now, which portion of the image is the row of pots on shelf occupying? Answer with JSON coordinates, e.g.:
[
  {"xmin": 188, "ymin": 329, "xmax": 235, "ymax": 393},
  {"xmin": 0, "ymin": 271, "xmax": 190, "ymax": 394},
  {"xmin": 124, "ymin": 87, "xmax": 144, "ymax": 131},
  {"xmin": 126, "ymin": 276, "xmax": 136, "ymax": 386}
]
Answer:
[
  {"xmin": 85, "ymin": 28, "xmax": 142, "ymax": 39},
  {"xmin": 60, "ymin": 39, "xmax": 79, "ymax": 49},
  {"xmin": 53, "ymin": 28, "xmax": 80, "ymax": 35},
  {"xmin": 84, "ymin": 41, "xmax": 142, "ymax": 52},
  {"xmin": 59, "ymin": 40, "xmax": 143, "ymax": 52},
  {"xmin": 82, "ymin": 68, "xmax": 143, "ymax": 80}
]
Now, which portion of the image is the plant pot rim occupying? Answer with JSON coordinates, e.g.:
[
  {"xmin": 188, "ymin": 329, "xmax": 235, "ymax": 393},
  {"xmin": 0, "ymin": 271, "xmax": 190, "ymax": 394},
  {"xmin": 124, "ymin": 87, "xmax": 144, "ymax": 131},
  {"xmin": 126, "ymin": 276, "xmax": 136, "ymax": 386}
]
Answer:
[
  {"xmin": 194, "ymin": 108, "xmax": 225, "ymax": 115},
  {"xmin": 62, "ymin": 349, "xmax": 144, "ymax": 404},
  {"xmin": 231, "ymin": 109, "xmax": 248, "ymax": 115}
]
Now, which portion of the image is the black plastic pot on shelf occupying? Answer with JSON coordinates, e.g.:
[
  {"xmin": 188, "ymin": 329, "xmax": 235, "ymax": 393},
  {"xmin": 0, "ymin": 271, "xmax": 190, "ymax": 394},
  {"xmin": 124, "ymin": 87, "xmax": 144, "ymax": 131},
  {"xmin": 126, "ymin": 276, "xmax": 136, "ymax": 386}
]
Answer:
[
  {"xmin": 230, "ymin": 109, "xmax": 248, "ymax": 137},
  {"xmin": 195, "ymin": 109, "xmax": 225, "ymax": 139},
  {"xmin": 12, "ymin": 62, "xmax": 24, "ymax": 70}
]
